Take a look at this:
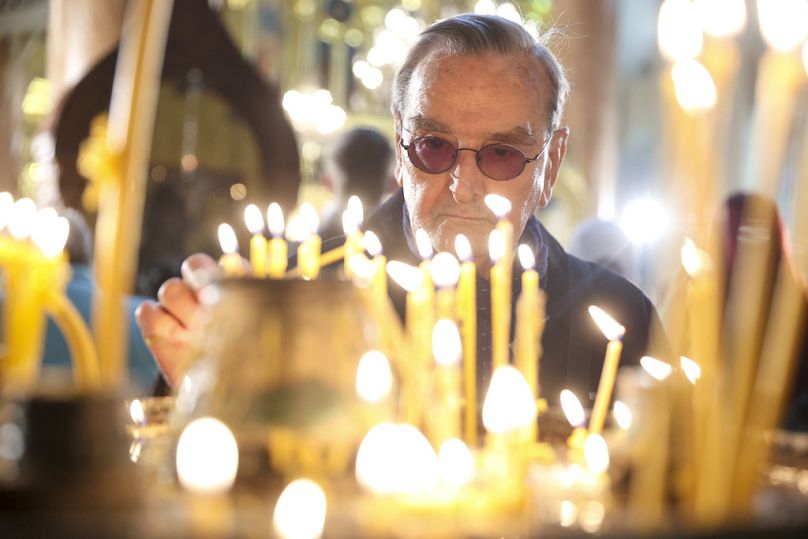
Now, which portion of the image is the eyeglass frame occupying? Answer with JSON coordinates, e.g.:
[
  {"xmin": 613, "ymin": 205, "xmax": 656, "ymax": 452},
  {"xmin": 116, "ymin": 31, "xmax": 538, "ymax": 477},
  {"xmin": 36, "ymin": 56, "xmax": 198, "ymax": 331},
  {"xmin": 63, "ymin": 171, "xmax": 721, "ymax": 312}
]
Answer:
[{"xmin": 399, "ymin": 126, "xmax": 554, "ymax": 181}]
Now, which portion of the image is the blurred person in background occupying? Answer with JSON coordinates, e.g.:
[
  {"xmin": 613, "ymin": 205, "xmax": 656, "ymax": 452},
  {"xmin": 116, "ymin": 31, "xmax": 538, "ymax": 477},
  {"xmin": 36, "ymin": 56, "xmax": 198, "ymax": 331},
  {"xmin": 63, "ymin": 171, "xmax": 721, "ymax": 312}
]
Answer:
[
  {"xmin": 567, "ymin": 217, "xmax": 638, "ymax": 283},
  {"xmin": 318, "ymin": 126, "xmax": 396, "ymax": 240}
]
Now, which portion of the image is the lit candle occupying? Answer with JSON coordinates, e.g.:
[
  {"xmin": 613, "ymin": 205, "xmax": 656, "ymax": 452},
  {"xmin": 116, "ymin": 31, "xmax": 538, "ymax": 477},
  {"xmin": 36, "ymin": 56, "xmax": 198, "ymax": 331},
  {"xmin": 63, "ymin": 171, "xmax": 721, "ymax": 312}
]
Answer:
[
  {"xmin": 217, "ymin": 223, "xmax": 245, "ymax": 277},
  {"xmin": 560, "ymin": 389, "xmax": 587, "ymax": 452},
  {"xmin": 355, "ymin": 350, "xmax": 394, "ymax": 429},
  {"xmin": 273, "ymin": 479, "xmax": 328, "ymax": 539},
  {"xmin": 414, "ymin": 227, "xmax": 434, "ymax": 293},
  {"xmin": 297, "ymin": 203, "xmax": 322, "ymax": 280},
  {"xmin": 244, "ymin": 204, "xmax": 267, "ymax": 278},
  {"xmin": 342, "ymin": 195, "xmax": 364, "ymax": 278},
  {"xmin": 587, "ymin": 306, "xmax": 626, "ymax": 435},
  {"xmin": 266, "ymin": 202, "xmax": 287, "ymax": 278},
  {"xmin": 430, "ymin": 252, "xmax": 460, "ymax": 321},
  {"xmin": 454, "ymin": 234, "xmax": 477, "ymax": 447},
  {"xmin": 364, "ymin": 230, "xmax": 387, "ymax": 307},
  {"xmin": 432, "ymin": 319, "xmax": 463, "ymax": 444},
  {"xmin": 489, "ymin": 229, "xmax": 510, "ymax": 369},
  {"xmin": 514, "ymin": 244, "xmax": 545, "ymax": 415}
]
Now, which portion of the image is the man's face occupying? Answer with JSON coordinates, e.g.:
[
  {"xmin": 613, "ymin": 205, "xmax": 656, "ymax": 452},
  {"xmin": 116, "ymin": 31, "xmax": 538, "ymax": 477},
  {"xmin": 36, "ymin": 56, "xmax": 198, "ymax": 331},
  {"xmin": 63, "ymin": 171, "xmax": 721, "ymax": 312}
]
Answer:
[{"xmin": 395, "ymin": 51, "xmax": 568, "ymax": 266}]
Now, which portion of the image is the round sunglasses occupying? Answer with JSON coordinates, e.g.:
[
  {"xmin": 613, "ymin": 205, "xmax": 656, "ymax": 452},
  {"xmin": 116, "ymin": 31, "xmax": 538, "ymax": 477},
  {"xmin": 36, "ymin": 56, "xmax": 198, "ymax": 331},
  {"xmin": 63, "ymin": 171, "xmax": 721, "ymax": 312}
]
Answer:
[{"xmin": 400, "ymin": 132, "xmax": 552, "ymax": 181}]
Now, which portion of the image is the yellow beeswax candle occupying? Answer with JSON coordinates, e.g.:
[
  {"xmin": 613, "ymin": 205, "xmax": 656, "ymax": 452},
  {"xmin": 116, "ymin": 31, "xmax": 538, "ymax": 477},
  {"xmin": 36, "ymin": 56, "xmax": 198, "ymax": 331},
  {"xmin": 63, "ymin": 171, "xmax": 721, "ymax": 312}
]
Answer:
[
  {"xmin": 342, "ymin": 196, "xmax": 364, "ymax": 278},
  {"xmin": 455, "ymin": 234, "xmax": 478, "ymax": 447},
  {"xmin": 266, "ymin": 202, "xmax": 287, "ymax": 278},
  {"xmin": 244, "ymin": 204, "xmax": 267, "ymax": 278},
  {"xmin": 489, "ymin": 229, "xmax": 510, "ymax": 369},
  {"xmin": 560, "ymin": 389, "xmax": 587, "ymax": 452},
  {"xmin": 587, "ymin": 306, "xmax": 626, "ymax": 435},
  {"xmin": 363, "ymin": 231, "xmax": 387, "ymax": 307},
  {"xmin": 515, "ymin": 244, "xmax": 545, "ymax": 440},
  {"xmin": 430, "ymin": 252, "xmax": 460, "ymax": 321},
  {"xmin": 432, "ymin": 319, "xmax": 463, "ymax": 444},
  {"xmin": 297, "ymin": 203, "xmax": 321, "ymax": 280},
  {"xmin": 217, "ymin": 223, "xmax": 245, "ymax": 277}
]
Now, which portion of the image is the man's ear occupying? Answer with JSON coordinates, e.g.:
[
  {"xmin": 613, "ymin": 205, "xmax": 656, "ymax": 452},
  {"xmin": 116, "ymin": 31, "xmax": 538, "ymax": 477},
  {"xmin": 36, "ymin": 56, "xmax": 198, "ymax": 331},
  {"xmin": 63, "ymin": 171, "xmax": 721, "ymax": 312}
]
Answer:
[
  {"xmin": 393, "ymin": 112, "xmax": 404, "ymax": 187},
  {"xmin": 539, "ymin": 127, "xmax": 569, "ymax": 207}
]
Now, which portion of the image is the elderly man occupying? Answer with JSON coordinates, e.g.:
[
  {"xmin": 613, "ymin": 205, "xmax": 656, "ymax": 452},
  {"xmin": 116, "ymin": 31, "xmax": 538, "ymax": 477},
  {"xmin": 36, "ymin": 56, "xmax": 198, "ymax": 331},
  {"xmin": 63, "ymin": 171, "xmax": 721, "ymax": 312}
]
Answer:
[{"xmin": 137, "ymin": 14, "xmax": 666, "ymax": 405}]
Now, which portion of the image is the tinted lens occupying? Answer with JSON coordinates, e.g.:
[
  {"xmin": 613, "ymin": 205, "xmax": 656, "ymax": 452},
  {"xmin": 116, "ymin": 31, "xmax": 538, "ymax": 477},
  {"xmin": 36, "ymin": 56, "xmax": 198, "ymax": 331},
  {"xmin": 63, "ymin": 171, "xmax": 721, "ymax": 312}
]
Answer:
[
  {"xmin": 477, "ymin": 144, "xmax": 526, "ymax": 180},
  {"xmin": 409, "ymin": 136, "xmax": 456, "ymax": 174}
]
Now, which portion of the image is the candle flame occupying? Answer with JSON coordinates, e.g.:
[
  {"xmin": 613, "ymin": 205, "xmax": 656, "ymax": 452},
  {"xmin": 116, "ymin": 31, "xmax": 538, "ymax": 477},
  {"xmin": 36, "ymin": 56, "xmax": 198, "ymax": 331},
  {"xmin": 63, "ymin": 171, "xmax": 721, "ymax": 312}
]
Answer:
[
  {"xmin": 0, "ymin": 191, "xmax": 13, "ymax": 231},
  {"xmin": 356, "ymin": 350, "xmax": 393, "ymax": 402},
  {"xmin": 672, "ymin": 59, "xmax": 717, "ymax": 113},
  {"xmin": 32, "ymin": 213, "xmax": 69, "ymax": 259},
  {"xmin": 583, "ymin": 433, "xmax": 610, "ymax": 474},
  {"xmin": 299, "ymin": 202, "xmax": 320, "ymax": 236},
  {"xmin": 680, "ymin": 355, "xmax": 702, "ymax": 384},
  {"xmin": 415, "ymin": 227, "xmax": 433, "ymax": 259},
  {"xmin": 355, "ymin": 423, "xmax": 439, "ymax": 495},
  {"xmin": 560, "ymin": 389, "xmax": 586, "ymax": 427},
  {"xmin": 803, "ymin": 41, "xmax": 808, "ymax": 75},
  {"xmin": 348, "ymin": 253, "xmax": 375, "ymax": 283},
  {"xmin": 244, "ymin": 203, "xmax": 264, "ymax": 234},
  {"xmin": 129, "ymin": 399, "xmax": 145, "ymax": 425},
  {"xmin": 588, "ymin": 306, "xmax": 625, "ymax": 340},
  {"xmin": 484, "ymin": 194, "xmax": 511, "ymax": 218},
  {"xmin": 438, "ymin": 438, "xmax": 475, "ymax": 488},
  {"xmin": 432, "ymin": 319, "xmax": 462, "ymax": 366},
  {"xmin": 273, "ymin": 479, "xmax": 327, "ymax": 539},
  {"xmin": 430, "ymin": 252, "xmax": 460, "ymax": 288},
  {"xmin": 641, "ymin": 356, "xmax": 673, "ymax": 381},
  {"xmin": 560, "ymin": 500, "xmax": 578, "ymax": 527},
  {"xmin": 482, "ymin": 366, "xmax": 537, "ymax": 433},
  {"xmin": 343, "ymin": 195, "xmax": 364, "ymax": 235},
  {"xmin": 267, "ymin": 202, "xmax": 285, "ymax": 237},
  {"xmin": 217, "ymin": 223, "xmax": 239, "ymax": 254},
  {"xmin": 8, "ymin": 197, "xmax": 37, "ymax": 240},
  {"xmin": 612, "ymin": 400, "xmax": 633, "ymax": 430},
  {"xmin": 285, "ymin": 213, "xmax": 307, "ymax": 243},
  {"xmin": 757, "ymin": 0, "xmax": 808, "ymax": 53},
  {"xmin": 455, "ymin": 234, "xmax": 472, "ymax": 262},
  {"xmin": 681, "ymin": 237, "xmax": 711, "ymax": 276},
  {"xmin": 518, "ymin": 243, "xmax": 535, "ymax": 270},
  {"xmin": 386, "ymin": 260, "xmax": 423, "ymax": 292},
  {"xmin": 176, "ymin": 417, "xmax": 239, "ymax": 494},
  {"xmin": 658, "ymin": 0, "xmax": 703, "ymax": 61},
  {"xmin": 488, "ymin": 229, "xmax": 505, "ymax": 263},
  {"xmin": 364, "ymin": 230, "xmax": 383, "ymax": 257},
  {"xmin": 694, "ymin": 0, "xmax": 746, "ymax": 38}
]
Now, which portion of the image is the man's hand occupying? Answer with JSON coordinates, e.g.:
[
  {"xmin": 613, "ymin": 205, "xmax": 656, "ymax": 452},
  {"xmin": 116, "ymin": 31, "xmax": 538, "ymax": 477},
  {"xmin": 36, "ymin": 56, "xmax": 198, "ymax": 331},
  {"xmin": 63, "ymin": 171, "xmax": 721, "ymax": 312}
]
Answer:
[{"xmin": 135, "ymin": 253, "xmax": 219, "ymax": 388}]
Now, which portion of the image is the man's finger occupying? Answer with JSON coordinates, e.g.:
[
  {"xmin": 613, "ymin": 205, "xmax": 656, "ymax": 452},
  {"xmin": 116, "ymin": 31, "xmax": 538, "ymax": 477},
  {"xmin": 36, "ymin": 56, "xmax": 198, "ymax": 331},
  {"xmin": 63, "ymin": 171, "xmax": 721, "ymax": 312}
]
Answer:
[
  {"xmin": 157, "ymin": 277, "xmax": 199, "ymax": 329},
  {"xmin": 135, "ymin": 300, "xmax": 191, "ymax": 346},
  {"xmin": 181, "ymin": 253, "xmax": 219, "ymax": 293}
]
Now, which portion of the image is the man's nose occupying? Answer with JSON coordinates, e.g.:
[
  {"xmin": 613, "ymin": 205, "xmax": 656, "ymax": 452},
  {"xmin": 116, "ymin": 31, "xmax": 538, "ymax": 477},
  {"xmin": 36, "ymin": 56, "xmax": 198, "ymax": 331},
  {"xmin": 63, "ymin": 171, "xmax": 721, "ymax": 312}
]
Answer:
[{"xmin": 449, "ymin": 150, "xmax": 485, "ymax": 204}]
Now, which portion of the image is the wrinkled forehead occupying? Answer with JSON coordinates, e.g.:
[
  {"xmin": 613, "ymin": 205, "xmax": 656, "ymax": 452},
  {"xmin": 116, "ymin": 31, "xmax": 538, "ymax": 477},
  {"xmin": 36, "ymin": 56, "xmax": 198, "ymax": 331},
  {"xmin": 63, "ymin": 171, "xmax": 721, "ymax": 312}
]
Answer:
[{"xmin": 402, "ymin": 50, "xmax": 552, "ymax": 126}]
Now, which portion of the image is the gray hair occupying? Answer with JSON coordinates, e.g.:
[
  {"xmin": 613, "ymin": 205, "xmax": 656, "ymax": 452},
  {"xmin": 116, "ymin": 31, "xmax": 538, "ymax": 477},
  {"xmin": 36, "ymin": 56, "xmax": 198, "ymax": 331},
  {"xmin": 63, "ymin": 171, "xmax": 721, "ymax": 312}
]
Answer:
[{"xmin": 392, "ymin": 14, "xmax": 570, "ymax": 132}]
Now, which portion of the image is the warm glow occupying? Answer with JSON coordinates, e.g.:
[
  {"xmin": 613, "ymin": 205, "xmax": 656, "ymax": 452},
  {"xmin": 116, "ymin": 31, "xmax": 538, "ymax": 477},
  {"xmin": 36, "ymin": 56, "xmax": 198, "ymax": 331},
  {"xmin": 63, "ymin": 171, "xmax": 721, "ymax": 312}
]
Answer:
[
  {"xmin": 680, "ymin": 356, "xmax": 702, "ymax": 384},
  {"xmin": 518, "ymin": 244, "xmax": 535, "ymax": 270},
  {"xmin": 176, "ymin": 417, "xmax": 239, "ymax": 494},
  {"xmin": 613, "ymin": 400, "xmax": 633, "ymax": 430},
  {"xmin": 217, "ymin": 223, "xmax": 239, "ymax": 254},
  {"xmin": 484, "ymin": 193, "xmax": 511, "ymax": 218},
  {"xmin": 496, "ymin": 2, "xmax": 522, "ymax": 24},
  {"xmin": 583, "ymin": 433, "xmax": 610, "ymax": 474},
  {"xmin": 694, "ymin": 0, "xmax": 746, "ymax": 38},
  {"xmin": 342, "ymin": 196, "xmax": 363, "ymax": 235},
  {"xmin": 273, "ymin": 479, "xmax": 327, "ymax": 539},
  {"xmin": 364, "ymin": 230, "xmax": 383, "ymax": 257},
  {"xmin": 560, "ymin": 500, "xmax": 578, "ymax": 527},
  {"xmin": 282, "ymin": 88, "xmax": 346, "ymax": 135},
  {"xmin": 482, "ymin": 366, "xmax": 537, "ymax": 434},
  {"xmin": 438, "ymin": 438, "xmax": 475, "ymax": 488},
  {"xmin": 488, "ymin": 229, "xmax": 505, "ymax": 263},
  {"xmin": 757, "ymin": 0, "xmax": 808, "ymax": 52},
  {"xmin": 432, "ymin": 319, "xmax": 462, "ymax": 366},
  {"xmin": 8, "ymin": 198, "xmax": 37, "ymax": 240},
  {"xmin": 641, "ymin": 356, "xmax": 673, "ymax": 381},
  {"xmin": 356, "ymin": 350, "xmax": 393, "ymax": 403},
  {"xmin": 803, "ymin": 41, "xmax": 808, "ymax": 75},
  {"xmin": 129, "ymin": 399, "xmax": 145, "ymax": 425},
  {"xmin": 244, "ymin": 204, "xmax": 264, "ymax": 235},
  {"xmin": 560, "ymin": 389, "xmax": 586, "ymax": 427},
  {"xmin": 267, "ymin": 203, "xmax": 285, "ymax": 237},
  {"xmin": 348, "ymin": 254, "xmax": 375, "ymax": 283},
  {"xmin": 0, "ymin": 192, "xmax": 13, "ymax": 231},
  {"xmin": 415, "ymin": 227, "xmax": 433, "ymax": 259},
  {"xmin": 588, "ymin": 306, "xmax": 625, "ymax": 341},
  {"xmin": 672, "ymin": 59, "xmax": 717, "ymax": 113},
  {"xmin": 681, "ymin": 238, "xmax": 710, "ymax": 276},
  {"xmin": 299, "ymin": 203, "xmax": 320, "ymax": 236},
  {"xmin": 32, "ymin": 210, "xmax": 69, "ymax": 258},
  {"xmin": 455, "ymin": 234, "xmax": 472, "ymax": 262},
  {"xmin": 619, "ymin": 197, "xmax": 671, "ymax": 245},
  {"xmin": 355, "ymin": 423, "xmax": 439, "ymax": 495},
  {"xmin": 285, "ymin": 213, "xmax": 308, "ymax": 243},
  {"xmin": 474, "ymin": 0, "xmax": 496, "ymax": 15},
  {"xmin": 430, "ymin": 252, "xmax": 461, "ymax": 288},
  {"xmin": 658, "ymin": 0, "xmax": 704, "ymax": 61},
  {"xmin": 386, "ymin": 260, "xmax": 423, "ymax": 292}
]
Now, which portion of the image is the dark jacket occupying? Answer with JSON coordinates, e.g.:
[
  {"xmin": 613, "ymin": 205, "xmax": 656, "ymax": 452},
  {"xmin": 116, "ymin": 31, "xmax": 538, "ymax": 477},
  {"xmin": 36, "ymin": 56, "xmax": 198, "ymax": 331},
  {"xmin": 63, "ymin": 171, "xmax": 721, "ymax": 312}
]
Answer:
[{"xmin": 345, "ymin": 189, "xmax": 669, "ymax": 407}]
